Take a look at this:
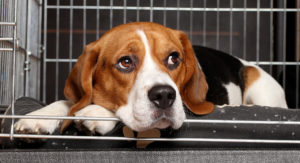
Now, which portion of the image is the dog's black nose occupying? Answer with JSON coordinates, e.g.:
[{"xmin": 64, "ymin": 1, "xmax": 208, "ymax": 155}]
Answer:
[{"xmin": 148, "ymin": 85, "xmax": 176, "ymax": 109}]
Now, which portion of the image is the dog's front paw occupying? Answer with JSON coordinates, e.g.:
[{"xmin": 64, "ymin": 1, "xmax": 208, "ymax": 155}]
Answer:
[
  {"xmin": 14, "ymin": 100, "xmax": 72, "ymax": 135},
  {"xmin": 14, "ymin": 118, "xmax": 61, "ymax": 135},
  {"xmin": 74, "ymin": 105, "xmax": 117, "ymax": 135}
]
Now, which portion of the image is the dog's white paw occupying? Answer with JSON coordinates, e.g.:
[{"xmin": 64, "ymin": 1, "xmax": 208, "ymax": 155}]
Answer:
[
  {"xmin": 14, "ymin": 100, "xmax": 72, "ymax": 134},
  {"xmin": 74, "ymin": 105, "xmax": 117, "ymax": 135}
]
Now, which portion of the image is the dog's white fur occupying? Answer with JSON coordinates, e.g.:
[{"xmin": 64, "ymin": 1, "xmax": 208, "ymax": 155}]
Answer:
[
  {"xmin": 74, "ymin": 105, "xmax": 117, "ymax": 135},
  {"xmin": 223, "ymin": 82, "xmax": 243, "ymax": 105},
  {"xmin": 239, "ymin": 59, "xmax": 288, "ymax": 108},
  {"xmin": 14, "ymin": 101, "xmax": 117, "ymax": 135},
  {"xmin": 14, "ymin": 100, "xmax": 72, "ymax": 134}
]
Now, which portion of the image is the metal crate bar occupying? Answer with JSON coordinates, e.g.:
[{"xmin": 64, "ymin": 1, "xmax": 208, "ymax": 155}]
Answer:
[
  {"xmin": 202, "ymin": 0, "xmax": 206, "ymax": 46},
  {"xmin": 249, "ymin": 62, "xmax": 300, "ymax": 65},
  {"xmin": 43, "ymin": 59, "xmax": 300, "ymax": 66},
  {"xmin": 296, "ymin": 0, "xmax": 300, "ymax": 109},
  {"xmin": 242, "ymin": 0, "xmax": 247, "ymax": 60},
  {"xmin": 9, "ymin": 0, "xmax": 18, "ymax": 141},
  {"xmin": 269, "ymin": 0, "xmax": 274, "ymax": 74},
  {"xmin": 282, "ymin": 0, "xmax": 287, "ymax": 90},
  {"xmin": 42, "ymin": 0, "xmax": 48, "ymax": 103},
  {"xmin": 46, "ymin": 6, "xmax": 300, "ymax": 12},
  {"xmin": 68, "ymin": 0, "xmax": 74, "ymax": 72},
  {"xmin": 1, "ymin": 114, "xmax": 300, "ymax": 125},
  {"xmin": 0, "ymin": 48, "xmax": 13, "ymax": 51},
  {"xmin": 45, "ymin": 58, "xmax": 77, "ymax": 62},
  {"xmin": 216, "ymin": 0, "xmax": 220, "ymax": 49},
  {"xmin": 0, "ymin": 38, "xmax": 13, "ymax": 41},
  {"xmin": 256, "ymin": 0, "xmax": 261, "ymax": 64},
  {"xmin": 229, "ymin": 0, "xmax": 233, "ymax": 54},
  {"xmin": 0, "ymin": 22, "xmax": 15, "ymax": 26},
  {"xmin": 109, "ymin": 0, "xmax": 113, "ymax": 29},
  {"xmin": 189, "ymin": 0, "xmax": 194, "ymax": 42},
  {"xmin": 1, "ymin": 133, "xmax": 300, "ymax": 144}
]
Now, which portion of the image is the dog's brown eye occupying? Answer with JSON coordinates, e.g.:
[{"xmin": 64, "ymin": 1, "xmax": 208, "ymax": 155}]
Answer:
[
  {"xmin": 168, "ymin": 52, "xmax": 179, "ymax": 65},
  {"xmin": 115, "ymin": 55, "xmax": 137, "ymax": 73},
  {"xmin": 119, "ymin": 57, "xmax": 132, "ymax": 68},
  {"xmin": 166, "ymin": 52, "xmax": 181, "ymax": 70}
]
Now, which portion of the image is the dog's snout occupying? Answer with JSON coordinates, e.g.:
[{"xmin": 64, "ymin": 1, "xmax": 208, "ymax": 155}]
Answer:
[{"xmin": 148, "ymin": 85, "xmax": 176, "ymax": 109}]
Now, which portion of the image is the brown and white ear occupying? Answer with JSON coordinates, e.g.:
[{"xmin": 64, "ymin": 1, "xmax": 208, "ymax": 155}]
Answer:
[
  {"xmin": 175, "ymin": 31, "xmax": 214, "ymax": 115},
  {"xmin": 61, "ymin": 40, "xmax": 100, "ymax": 132}
]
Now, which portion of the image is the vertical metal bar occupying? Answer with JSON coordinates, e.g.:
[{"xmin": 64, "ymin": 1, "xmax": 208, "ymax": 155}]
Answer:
[
  {"xmin": 123, "ymin": 0, "xmax": 127, "ymax": 24},
  {"xmin": 24, "ymin": 0, "xmax": 32, "ymax": 97},
  {"xmin": 282, "ymin": 0, "xmax": 287, "ymax": 90},
  {"xmin": 69, "ymin": 0, "xmax": 73, "ymax": 72},
  {"xmin": 229, "ymin": 0, "xmax": 233, "ymax": 55},
  {"xmin": 43, "ymin": 0, "xmax": 48, "ymax": 103},
  {"xmin": 256, "ymin": 0, "xmax": 260, "ymax": 64},
  {"xmin": 189, "ymin": 0, "xmax": 193, "ymax": 42},
  {"xmin": 203, "ymin": 0, "xmax": 206, "ymax": 46},
  {"xmin": 176, "ymin": 0, "xmax": 180, "ymax": 30},
  {"xmin": 150, "ymin": 0, "xmax": 153, "ymax": 22},
  {"xmin": 83, "ymin": 0, "xmax": 86, "ymax": 47},
  {"xmin": 269, "ymin": 0, "xmax": 274, "ymax": 74},
  {"xmin": 37, "ymin": 0, "xmax": 42, "ymax": 100},
  {"xmin": 136, "ymin": 0, "xmax": 140, "ymax": 21},
  {"xmin": 10, "ymin": 0, "xmax": 18, "ymax": 141},
  {"xmin": 96, "ymin": 0, "xmax": 100, "ymax": 39},
  {"xmin": 110, "ymin": 0, "xmax": 113, "ymax": 29},
  {"xmin": 296, "ymin": 0, "xmax": 300, "ymax": 108},
  {"xmin": 216, "ymin": 0, "xmax": 220, "ymax": 50},
  {"xmin": 243, "ymin": 0, "xmax": 247, "ymax": 59},
  {"xmin": 163, "ymin": 0, "xmax": 166, "ymax": 26},
  {"xmin": 55, "ymin": 0, "xmax": 59, "ymax": 101}
]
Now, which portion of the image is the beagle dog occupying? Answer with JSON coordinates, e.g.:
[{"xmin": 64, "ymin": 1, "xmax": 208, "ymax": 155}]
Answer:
[{"xmin": 14, "ymin": 22, "xmax": 288, "ymax": 136}]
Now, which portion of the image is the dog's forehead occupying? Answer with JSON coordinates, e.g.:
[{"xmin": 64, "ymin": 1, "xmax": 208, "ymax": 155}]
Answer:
[
  {"xmin": 104, "ymin": 22, "xmax": 175, "ymax": 43},
  {"xmin": 99, "ymin": 23, "xmax": 181, "ymax": 63}
]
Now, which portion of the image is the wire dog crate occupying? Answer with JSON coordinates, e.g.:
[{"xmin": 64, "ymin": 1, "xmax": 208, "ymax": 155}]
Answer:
[
  {"xmin": 1, "ymin": 0, "xmax": 300, "ymax": 152},
  {"xmin": 0, "ymin": 0, "xmax": 42, "ymax": 110}
]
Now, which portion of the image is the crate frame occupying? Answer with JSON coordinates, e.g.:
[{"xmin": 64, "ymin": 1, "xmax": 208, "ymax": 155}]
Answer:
[{"xmin": 0, "ymin": 0, "xmax": 300, "ymax": 144}]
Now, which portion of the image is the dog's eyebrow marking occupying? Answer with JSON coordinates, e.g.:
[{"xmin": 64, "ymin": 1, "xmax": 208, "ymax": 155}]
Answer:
[
  {"xmin": 137, "ymin": 30, "xmax": 151, "ymax": 59},
  {"xmin": 136, "ymin": 30, "xmax": 158, "ymax": 71}
]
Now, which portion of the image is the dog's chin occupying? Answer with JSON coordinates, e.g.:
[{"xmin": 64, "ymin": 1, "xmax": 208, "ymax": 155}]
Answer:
[
  {"xmin": 151, "ymin": 118, "xmax": 172, "ymax": 129},
  {"xmin": 128, "ymin": 117, "xmax": 175, "ymax": 132}
]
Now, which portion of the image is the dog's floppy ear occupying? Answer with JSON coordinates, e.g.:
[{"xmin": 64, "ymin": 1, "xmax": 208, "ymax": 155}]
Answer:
[
  {"xmin": 175, "ymin": 31, "xmax": 214, "ymax": 115},
  {"xmin": 61, "ymin": 40, "xmax": 100, "ymax": 132}
]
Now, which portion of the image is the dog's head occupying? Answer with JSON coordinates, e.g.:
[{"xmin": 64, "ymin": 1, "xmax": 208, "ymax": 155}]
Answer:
[{"xmin": 62, "ymin": 22, "xmax": 214, "ymax": 132}]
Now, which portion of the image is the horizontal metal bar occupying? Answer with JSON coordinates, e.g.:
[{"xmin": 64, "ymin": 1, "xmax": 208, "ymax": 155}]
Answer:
[
  {"xmin": 0, "ymin": 133, "xmax": 300, "ymax": 144},
  {"xmin": 184, "ymin": 119, "xmax": 300, "ymax": 125},
  {"xmin": 0, "ymin": 22, "xmax": 16, "ymax": 26},
  {"xmin": 251, "ymin": 61, "xmax": 300, "ymax": 65},
  {"xmin": 1, "ymin": 115, "xmax": 300, "ymax": 125},
  {"xmin": 0, "ymin": 38, "xmax": 13, "ymax": 41},
  {"xmin": 45, "ymin": 58, "xmax": 77, "ymax": 62},
  {"xmin": 44, "ymin": 59, "xmax": 299, "ymax": 66},
  {"xmin": 0, "ymin": 48, "xmax": 14, "ymax": 51},
  {"xmin": 0, "ymin": 115, "xmax": 120, "ymax": 121},
  {"xmin": 45, "ymin": 29, "xmax": 238, "ymax": 36},
  {"xmin": 46, "ymin": 6, "xmax": 300, "ymax": 12}
]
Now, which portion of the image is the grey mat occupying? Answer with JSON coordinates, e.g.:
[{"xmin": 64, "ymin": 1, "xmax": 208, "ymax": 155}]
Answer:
[{"xmin": 1, "ymin": 150, "xmax": 300, "ymax": 163}]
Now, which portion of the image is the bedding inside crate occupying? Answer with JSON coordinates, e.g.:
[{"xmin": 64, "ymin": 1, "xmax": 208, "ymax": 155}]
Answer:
[{"xmin": 1, "ymin": 97, "xmax": 300, "ymax": 149}]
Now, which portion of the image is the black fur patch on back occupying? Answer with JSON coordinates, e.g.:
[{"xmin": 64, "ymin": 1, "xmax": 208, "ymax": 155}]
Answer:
[{"xmin": 193, "ymin": 46, "xmax": 245, "ymax": 105}]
